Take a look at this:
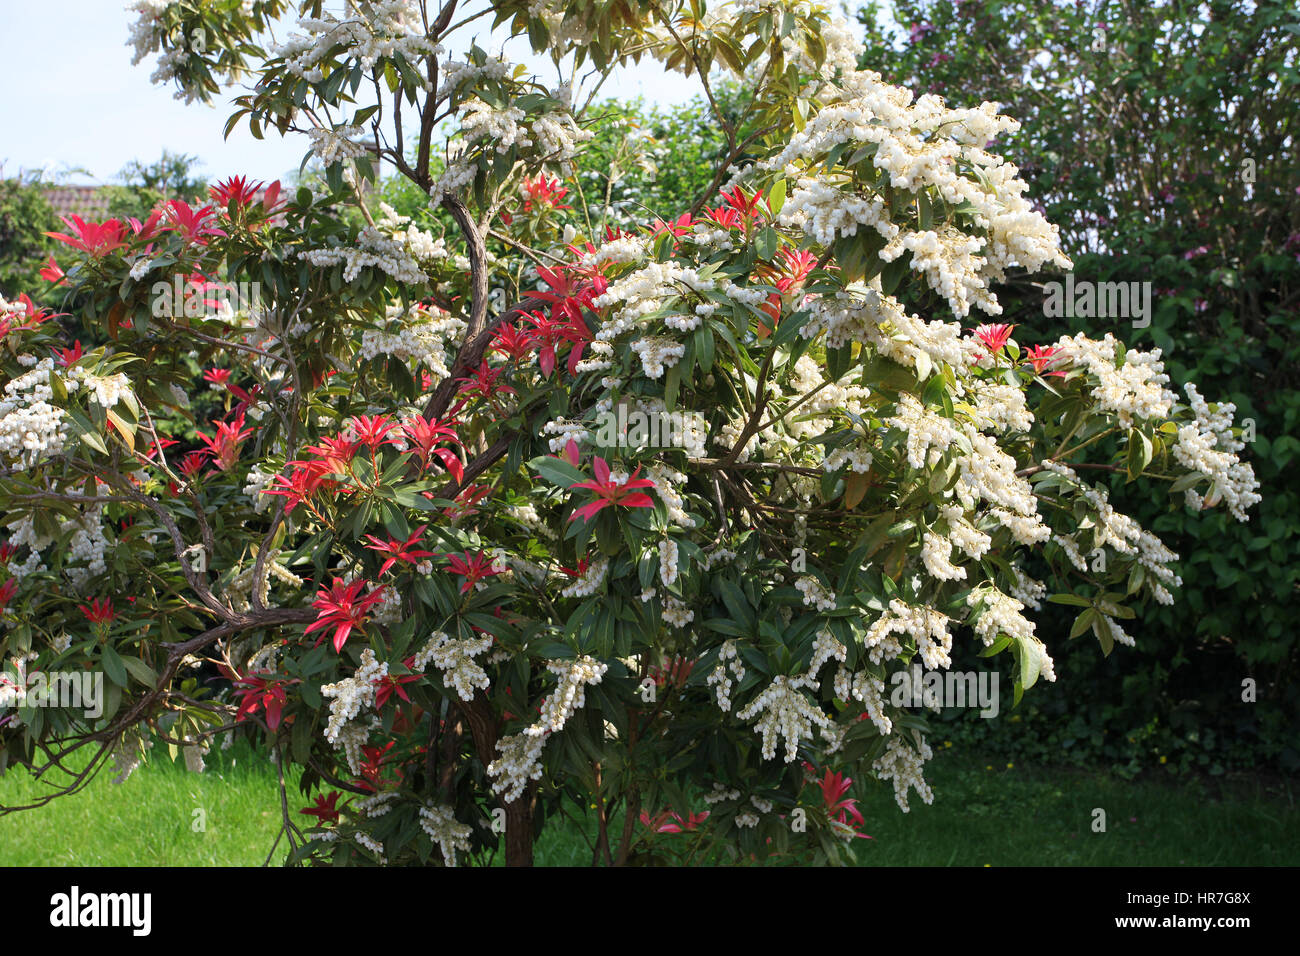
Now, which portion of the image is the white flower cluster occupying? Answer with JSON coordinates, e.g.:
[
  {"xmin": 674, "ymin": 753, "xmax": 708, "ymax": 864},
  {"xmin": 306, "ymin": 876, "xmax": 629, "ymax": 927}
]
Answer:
[
  {"xmin": 304, "ymin": 125, "xmax": 368, "ymax": 166},
  {"xmin": 807, "ymin": 627, "xmax": 846, "ymax": 679},
  {"xmin": 64, "ymin": 507, "xmax": 112, "ymax": 592},
  {"xmin": 873, "ymin": 731, "xmax": 934, "ymax": 812},
  {"xmin": 433, "ymin": 95, "xmax": 591, "ymax": 195},
  {"xmin": 777, "ymin": 176, "xmax": 897, "ymax": 248},
  {"xmin": 707, "ymin": 640, "xmax": 746, "ymax": 711},
  {"xmin": 488, "ymin": 655, "xmax": 607, "ymax": 802},
  {"xmin": 1008, "ymin": 566, "xmax": 1046, "ymax": 610},
  {"xmin": 702, "ymin": 781, "xmax": 741, "ymax": 805},
  {"xmin": 888, "ymin": 394, "xmax": 960, "ymax": 470},
  {"xmin": 243, "ymin": 466, "xmax": 275, "ymax": 511},
  {"xmin": 505, "ymin": 501, "xmax": 556, "ymax": 539},
  {"xmin": 921, "ymin": 531, "xmax": 966, "ymax": 582},
  {"xmin": 0, "ymin": 357, "xmax": 70, "ymax": 466},
  {"xmin": 412, "ymin": 630, "xmax": 492, "ymax": 701},
  {"xmin": 357, "ymin": 792, "xmax": 398, "ymax": 818},
  {"xmin": 439, "ymin": 55, "xmax": 513, "ymax": 94},
  {"xmin": 560, "ymin": 556, "xmax": 608, "ymax": 598},
  {"xmin": 794, "ymin": 575, "xmax": 837, "ymax": 612},
  {"xmin": 321, "ymin": 649, "xmax": 387, "ymax": 748},
  {"xmin": 66, "ymin": 366, "xmax": 133, "ymax": 410},
  {"xmin": 662, "ymin": 595, "xmax": 695, "ymax": 627},
  {"xmin": 759, "ymin": 50, "xmax": 1069, "ymax": 316},
  {"xmin": 1171, "ymin": 383, "xmax": 1260, "ymax": 521},
  {"xmin": 1054, "ymin": 332, "xmax": 1175, "ymax": 428},
  {"xmin": 277, "ymin": 1, "xmax": 433, "ymax": 82},
  {"xmin": 966, "ymin": 379, "xmax": 1033, "ymax": 433},
  {"xmin": 1040, "ymin": 460, "xmax": 1183, "ymax": 602},
  {"xmin": 865, "ymin": 598, "xmax": 952, "ymax": 669},
  {"xmin": 804, "ymin": 285, "xmax": 967, "ymax": 377},
  {"xmin": 359, "ymin": 301, "xmax": 465, "ymax": 385},
  {"xmin": 126, "ymin": 0, "xmax": 205, "ymax": 101},
  {"xmin": 110, "ymin": 726, "xmax": 153, "ymax": 785},
  {"xmin": 955, "ymin": 431, "xmax": 1049, "ymax": 545},
  {"xmin": 419, "ymin": 803, "xmax": 473, "ymax": 867},
  {"xmin": 354, "ymin": 832, "xmax": 386, "ymax": 863},
  {"xmin": 1100, "ymin": 613, "xmax": 1135, "ymax": 648},
  {"xmin": 966, "ymin": 587, "xmax": 1038, "ymax": 648},
  {"xmin": 629, "ymin": 336, "xmax": 686, "ymax": 379},
  {"xmin": 823, "ymin": 446, "xmax": 873, "ymax": 473},
  {"xmin": 532, "ymin": 656, "xmax": 608, "ymax": 736},
  {"xmin": 541, "ymin": 417, "xmax": 588, "ymax": 452},
  {"xmin": 487, "ymin": 730, "xmax": 548, "ymax": 803},
  {"xmin": 300, "ymin": 214, "xmax": 432, "ymax": 284},
  {"xmin": 836, "ymin": 668, "xmax": 893, "ymax": 736},
  {"xmin": 646, "ymin": 463, "xmax": 696, "ymax": 528},
  {"xmin": 736, "ymin": 674, "xmax": 832, "ymax": 763},
  {"xmin": 658, "ymin": 538, "xmax": 679, "ymax": 587}
]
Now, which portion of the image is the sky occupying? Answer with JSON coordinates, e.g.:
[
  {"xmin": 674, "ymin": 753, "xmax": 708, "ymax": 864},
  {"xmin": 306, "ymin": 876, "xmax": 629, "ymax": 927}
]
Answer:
[{"xmin": 0, "ymin": 1, "xmax": 744, "ymax": 187}]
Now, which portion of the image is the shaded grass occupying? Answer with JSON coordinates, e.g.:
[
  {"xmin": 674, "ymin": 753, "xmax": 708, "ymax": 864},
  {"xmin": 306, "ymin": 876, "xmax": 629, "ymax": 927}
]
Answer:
[
  {"xmin": 1, "ymin": 743, "xmax": 1294, "ymax": 866},
  {"xmin": 848, "ymin": 750, "xmax": 1298, "ymax": 866}
]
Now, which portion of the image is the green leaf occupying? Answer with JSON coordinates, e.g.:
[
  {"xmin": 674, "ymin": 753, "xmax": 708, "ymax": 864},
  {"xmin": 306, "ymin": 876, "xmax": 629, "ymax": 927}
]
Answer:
[
  {"xmin": 528, "ymin": 455, "xmax": 587, "ymax": 489},
  {"xmin": 120, "ymin": 656, "xmax": 158, "ymax": 687},
  {"xmin": 1048, "ymin": 593, "xmax": 1092, "ymax": 608},
  {"xmin": 101, "ymin": 645, "xmax": 128, "ymax": 688},
  {"xmin": 1069, "ymin": 608, "xmax": 1096, "ymax": 639},
  {"xmin": 767, "ymin": 178, "xmax": 787, "ymax": 216},
  {"xmin": 694, "ymin": 325, "xmax": 715, "ymax": 373}
]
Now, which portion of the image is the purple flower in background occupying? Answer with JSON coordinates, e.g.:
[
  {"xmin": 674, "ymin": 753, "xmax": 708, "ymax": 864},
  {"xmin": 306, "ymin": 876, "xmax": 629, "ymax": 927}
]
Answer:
[
  {"xmin": 928, "ymin": 52, "xmax": 952, "ymax": 68},
  {"xmin": 1184, "ymin": 245, "xmax": 1209, "ymax": 260},
  {"xmin": 908, "ymin": 21, "xmax": 935, "ymax": 43}
]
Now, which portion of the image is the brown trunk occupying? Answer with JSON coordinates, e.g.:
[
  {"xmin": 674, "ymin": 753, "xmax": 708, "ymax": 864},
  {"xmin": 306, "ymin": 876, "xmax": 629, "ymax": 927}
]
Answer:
[
  {"xmin": 504, "ymin": 794, "xmax": 536, "ymax": 867},
  {"xmin": 457, "ymin": 693, "xmax": 537, "ymax": 867}
]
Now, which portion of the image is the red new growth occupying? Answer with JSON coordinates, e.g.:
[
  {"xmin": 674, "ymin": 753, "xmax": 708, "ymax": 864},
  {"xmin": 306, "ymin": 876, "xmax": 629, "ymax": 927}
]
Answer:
[
  {"xmin": 568, "ymin": 457, "xmax": 657, "ymax": 523},
  {"xmin": 975, "ymin": 323, "xmax": 1015, "ymax": 353},
  {"xmin": 45, "ymin": 216, "xmax": 129, "ymax": 258},
  {"xmin": 364, "ymin": 525, "xmax": 435, "ymax": 576},
  {"xmin": 442, "ymin": 551, "xmax": 502, "ymax": 593},
  {"xmin": 815, "ymin": 769, "xmax": 873, "ymax": 840},
  {"xmin": 78, "ymin": 597, "xmax": 115, "ymax": 624},
  {"xmin": 304, "ymin": 578, "xmax": 388, "ymax": 653},
  {"xmin": 1024, "ymin": 344, "xmax": 1065, "ymax": 377},
  {"xmin": 300, "ymin": 792, "xmax": 342, "ymax": 824}
]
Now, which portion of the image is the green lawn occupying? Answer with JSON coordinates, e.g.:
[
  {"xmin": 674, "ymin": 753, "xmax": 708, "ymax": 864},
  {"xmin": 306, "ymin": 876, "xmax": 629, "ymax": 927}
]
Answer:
[{"xmin": 1, "ymin": 742, "xmax": 1294, "ymax": 866}]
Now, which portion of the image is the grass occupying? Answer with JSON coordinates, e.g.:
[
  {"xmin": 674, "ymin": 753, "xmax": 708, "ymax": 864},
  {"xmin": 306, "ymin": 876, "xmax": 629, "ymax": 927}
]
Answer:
[
  {"xmin": 1, "ymin": 742, "xmax": 1294, "ymax": 866},
  {"xmin": 0, "ymin": 740, "xmax": 296, "ymax": 866}
]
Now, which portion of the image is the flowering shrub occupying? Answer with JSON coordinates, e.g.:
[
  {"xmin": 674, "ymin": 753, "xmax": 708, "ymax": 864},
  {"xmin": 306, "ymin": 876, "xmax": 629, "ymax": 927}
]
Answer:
[
  {"xmin": 0, "ymin": 0, "xmax": 1260, "ymax": 865},
  {"xmin": 858, "ymin": 0, "xmax": 1299, "ymax": 775}
]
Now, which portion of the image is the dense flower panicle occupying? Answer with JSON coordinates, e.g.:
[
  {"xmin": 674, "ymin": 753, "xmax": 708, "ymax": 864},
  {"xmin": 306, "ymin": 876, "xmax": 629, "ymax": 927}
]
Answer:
[
  {"xmin": 874, "ymin": 732, "xmax": 935, "ymax": 813},
  {"xmin": 419, "ymin": 803, "xmax": 473, "ymax": 867},
  {"xmin": 737, "ymin": 674, "xmax": 832, "ymax": 762},
  {"xmin": 414, "ymin": 630, "xmax": 492, "ymax": 701}
]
